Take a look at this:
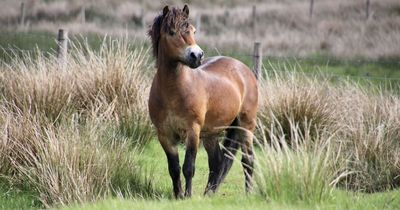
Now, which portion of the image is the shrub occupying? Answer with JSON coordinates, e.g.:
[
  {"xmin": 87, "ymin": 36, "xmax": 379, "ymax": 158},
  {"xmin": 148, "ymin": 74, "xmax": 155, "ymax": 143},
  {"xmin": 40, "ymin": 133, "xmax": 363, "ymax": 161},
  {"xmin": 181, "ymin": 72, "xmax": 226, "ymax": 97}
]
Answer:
[
  {"xmin": 257, "ymin": 67, "xmax": 337, "ymax": 146},
  {"xmin": 257, "ymin": 65, "xmax": 400, "ymax": 194},
  {"xmin": 255, "ymin": 115, "xmax": 344, "ymax": 204},
  {"xmin": 0, "ymin": 37, "xmax": 157, "ymax": 207}
]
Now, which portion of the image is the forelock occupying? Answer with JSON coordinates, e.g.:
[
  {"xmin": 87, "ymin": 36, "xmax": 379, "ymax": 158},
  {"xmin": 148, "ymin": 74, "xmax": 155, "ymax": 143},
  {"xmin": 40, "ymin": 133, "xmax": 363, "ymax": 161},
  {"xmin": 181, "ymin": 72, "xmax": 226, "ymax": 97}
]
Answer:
[
  {"xmin": 162, "ymin": 7, "xmax": 189, "ymax": 33},
  {"xmin": 148, "ymin": 6, "xmax": 190, "ymax": 58}
]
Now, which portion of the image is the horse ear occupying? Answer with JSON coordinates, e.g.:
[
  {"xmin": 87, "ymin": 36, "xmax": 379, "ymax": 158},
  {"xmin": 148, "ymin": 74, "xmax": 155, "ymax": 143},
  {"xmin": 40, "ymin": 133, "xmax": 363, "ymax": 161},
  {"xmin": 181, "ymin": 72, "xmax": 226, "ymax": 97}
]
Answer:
[
  {"xmin": 163, "ymin": 5, "xmax": 169, "ymax": 16},
  {"xmin": 183, "ymin": 4, "xmax": 189, "ymax": 17}
]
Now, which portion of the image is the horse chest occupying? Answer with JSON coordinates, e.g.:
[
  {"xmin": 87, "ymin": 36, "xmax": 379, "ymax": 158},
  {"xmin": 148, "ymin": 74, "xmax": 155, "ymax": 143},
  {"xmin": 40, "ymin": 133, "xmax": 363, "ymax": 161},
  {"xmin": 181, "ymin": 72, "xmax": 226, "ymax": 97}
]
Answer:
[{"xmin": 162, "ymin": 111, "xmax": 189, "ymax": 138}]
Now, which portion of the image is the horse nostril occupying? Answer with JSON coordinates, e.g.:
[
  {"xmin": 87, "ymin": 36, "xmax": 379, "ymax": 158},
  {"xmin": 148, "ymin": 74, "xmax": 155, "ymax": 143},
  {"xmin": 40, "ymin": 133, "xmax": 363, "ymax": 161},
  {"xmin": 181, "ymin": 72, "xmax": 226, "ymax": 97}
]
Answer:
[{"xmin": 190, "ymin": 52, "xmax": 196, "ymax": 59}]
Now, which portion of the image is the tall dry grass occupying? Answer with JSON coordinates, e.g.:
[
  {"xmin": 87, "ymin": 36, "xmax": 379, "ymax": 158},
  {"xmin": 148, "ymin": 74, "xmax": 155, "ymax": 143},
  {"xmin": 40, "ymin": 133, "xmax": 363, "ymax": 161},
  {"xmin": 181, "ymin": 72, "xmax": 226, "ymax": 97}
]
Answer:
[
  {"xmin": 255, "ymin": 120, "xmax": 343, "ymax": 203},
  {"xmin": 338, "ymin": 89, "xmax": 400, "ymax": 192},
  {"xmin": 0, "ymin": 37, "xmax": 157, "ymax": 207},
  {"xmin": 258, "ymin": 70, "xmax": 337, "ymax": 145},
  {"xmin": 0, "ymin": 35, "xmax": 399, "ymax": 207},
  {"xmin": 2, "ymin": 111, "xmax": 155, "ymax": 207},
  {"xmin": 0, "ymin": 37, "xmax": 153, "ymax": 145},
  {"xmin": 256, "ymin": 65, "xmax": 400, "ymax": 196}
]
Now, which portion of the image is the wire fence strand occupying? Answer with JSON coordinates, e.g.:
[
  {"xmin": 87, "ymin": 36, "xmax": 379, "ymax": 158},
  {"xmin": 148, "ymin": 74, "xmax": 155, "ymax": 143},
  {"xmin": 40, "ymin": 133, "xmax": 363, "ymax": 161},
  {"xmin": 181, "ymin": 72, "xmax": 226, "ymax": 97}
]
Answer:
[
  {"xmin": 1, "ymin": 32, "xmax": 400, "ymax": 82},
  {"xmin": 261, "ymin": 63, "xmax": 400, "ymax": 81}
]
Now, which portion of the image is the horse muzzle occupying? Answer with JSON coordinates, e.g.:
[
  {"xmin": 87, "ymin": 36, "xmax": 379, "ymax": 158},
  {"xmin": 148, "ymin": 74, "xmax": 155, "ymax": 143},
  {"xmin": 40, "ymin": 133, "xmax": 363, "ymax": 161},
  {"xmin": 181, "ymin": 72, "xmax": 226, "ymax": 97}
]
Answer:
[{"xmin": 185, "ymin": 45, "xmax": 204, "ymax": 68}]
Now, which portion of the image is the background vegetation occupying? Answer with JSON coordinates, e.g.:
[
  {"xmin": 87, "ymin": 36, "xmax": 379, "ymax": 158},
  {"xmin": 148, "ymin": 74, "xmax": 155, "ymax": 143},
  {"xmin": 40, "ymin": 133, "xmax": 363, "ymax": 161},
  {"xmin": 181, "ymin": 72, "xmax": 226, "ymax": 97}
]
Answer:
[
  {"xmin": 1, "ymin": 0, "xmax": 400, "ymax": 209},
  {"xmin": 1, "ymin": 0, "xmax": 400, "ymax": 59},
  {"xmin": 0, "ymin": 39, "xmax": 399, "ymax": 209}
]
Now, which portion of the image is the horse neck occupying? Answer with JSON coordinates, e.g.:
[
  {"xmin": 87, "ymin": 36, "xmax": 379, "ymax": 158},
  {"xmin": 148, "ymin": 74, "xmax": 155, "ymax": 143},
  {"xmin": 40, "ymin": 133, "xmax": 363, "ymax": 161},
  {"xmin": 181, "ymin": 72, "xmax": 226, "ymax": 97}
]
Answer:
[{"xmin": 155, "ymin": 54, "xmax": 189, "ymax": 91}]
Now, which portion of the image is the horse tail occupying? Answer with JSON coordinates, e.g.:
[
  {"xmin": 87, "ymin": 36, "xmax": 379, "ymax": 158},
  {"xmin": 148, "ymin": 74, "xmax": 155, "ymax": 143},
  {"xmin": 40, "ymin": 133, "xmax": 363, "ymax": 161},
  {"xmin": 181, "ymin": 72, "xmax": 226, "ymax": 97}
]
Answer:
[{"xmin": 217, "ymin": 117, "xmax": 241, "ymax": 183}]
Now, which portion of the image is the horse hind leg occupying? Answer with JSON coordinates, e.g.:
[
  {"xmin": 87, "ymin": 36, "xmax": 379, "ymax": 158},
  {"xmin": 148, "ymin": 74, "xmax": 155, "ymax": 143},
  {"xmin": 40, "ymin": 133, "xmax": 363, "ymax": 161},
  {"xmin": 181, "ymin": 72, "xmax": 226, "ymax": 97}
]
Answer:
[
  {"xmin": 203, "ymin": 135, "xmax": 222, "ymax": 195},
  {"xmin": 220, "ymin": 116, "xmax": 255, "ymax": 193},
  {"xmin": 238, "ymin": 115, "xmax": 256, "ymax": 193},
  {"xmin": 204, "ymin": 118, "xmax": 241, "ymax": 195},
  {"xmin": 220, "ymin": 117, "xmax": 242, "ymax": 181}
]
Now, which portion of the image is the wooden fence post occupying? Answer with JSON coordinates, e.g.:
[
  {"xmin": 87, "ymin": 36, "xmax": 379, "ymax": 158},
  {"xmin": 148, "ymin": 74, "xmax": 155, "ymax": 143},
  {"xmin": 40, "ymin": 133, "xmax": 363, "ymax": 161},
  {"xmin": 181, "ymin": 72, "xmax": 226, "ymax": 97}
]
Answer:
[
  {"xmin": 57, "ymin": 29, "xmax": 68, "ymax": 70},
  {"xmin": 251, "ymin": 5, "xmax": 256, "ymax": 39},
  {"xmin": 223, "ymin": 10, "xmax": 230, "ymax": 25},
  {"xmin": 309, "ymin": 0, "xmax": 314, "ymax": 19},
  {"xmin": 79, "ymin": 6, "xmax": 86, "ymax": 24},
  {"xmin": 366, "ymin": 0, "xmax": 370, "ymax": 20},
  {"xmin": 140, "ymin": 9, "xmax": 145, "ymax": 28},
  {"xmin": 253, "ymin": 42, "xmax": 262, "ymax": 79},
  {"xmin": 20, "ymin": 2, "xmax": 26, "ymax": 29},
  {"xmin": 196, "ymin": 14, "xmax": 201, "ymax": 34}
]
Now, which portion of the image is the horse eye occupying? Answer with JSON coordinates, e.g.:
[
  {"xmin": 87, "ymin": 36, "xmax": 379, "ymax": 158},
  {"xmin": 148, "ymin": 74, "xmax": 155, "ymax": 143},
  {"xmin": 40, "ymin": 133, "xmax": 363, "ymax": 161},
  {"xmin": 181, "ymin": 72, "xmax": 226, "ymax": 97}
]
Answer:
[{"xmin": 169, "ymin": 31, "xmax": 176, "ymax": 36}]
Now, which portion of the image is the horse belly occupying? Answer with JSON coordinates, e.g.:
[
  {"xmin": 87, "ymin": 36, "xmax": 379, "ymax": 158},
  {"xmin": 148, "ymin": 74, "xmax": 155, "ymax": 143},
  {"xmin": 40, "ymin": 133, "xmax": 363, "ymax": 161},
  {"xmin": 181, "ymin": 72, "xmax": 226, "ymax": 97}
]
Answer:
[{"xmin": 202, "ymin": 90, "xmax": 242, "ymax": 133}]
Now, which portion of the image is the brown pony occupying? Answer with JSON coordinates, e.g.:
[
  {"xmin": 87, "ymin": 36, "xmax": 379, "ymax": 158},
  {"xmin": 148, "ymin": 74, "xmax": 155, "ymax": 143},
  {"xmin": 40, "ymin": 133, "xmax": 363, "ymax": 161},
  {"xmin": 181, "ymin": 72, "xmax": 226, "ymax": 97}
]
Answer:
[{"xmin": 148, "ymin": 5, "xmax": 258, "ymax": 198}]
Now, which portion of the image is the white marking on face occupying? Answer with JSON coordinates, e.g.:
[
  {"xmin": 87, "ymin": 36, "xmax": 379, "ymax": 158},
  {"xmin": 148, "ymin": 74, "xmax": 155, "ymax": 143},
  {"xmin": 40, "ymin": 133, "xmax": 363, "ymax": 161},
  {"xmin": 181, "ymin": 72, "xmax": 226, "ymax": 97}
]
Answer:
[{"xmin": 184, "ymin": 44, "xmax": 203, "ymax": 60}]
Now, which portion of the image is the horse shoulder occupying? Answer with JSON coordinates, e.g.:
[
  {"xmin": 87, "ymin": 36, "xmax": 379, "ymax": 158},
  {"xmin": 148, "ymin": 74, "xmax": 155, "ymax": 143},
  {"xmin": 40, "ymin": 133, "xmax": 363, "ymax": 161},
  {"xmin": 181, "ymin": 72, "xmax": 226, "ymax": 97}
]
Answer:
[
  {"xmin": 148, "ymin": 77, "xmax": 167, "ymax": 128},
  {"xmin": 178, "ymin": 71, "xmax": 208, "ymax": 123}
]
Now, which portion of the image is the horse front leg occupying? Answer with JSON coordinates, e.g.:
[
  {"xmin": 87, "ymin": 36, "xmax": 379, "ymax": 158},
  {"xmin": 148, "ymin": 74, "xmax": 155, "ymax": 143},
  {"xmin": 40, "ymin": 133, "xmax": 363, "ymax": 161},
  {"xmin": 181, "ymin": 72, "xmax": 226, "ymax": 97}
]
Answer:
[
  {"xmin": 158, "ymin": 133, "xmax": 183, "ymax": 199},
  {"xmin": 182, "ymin": 124, "xmax": 201, "ymax": 197}
]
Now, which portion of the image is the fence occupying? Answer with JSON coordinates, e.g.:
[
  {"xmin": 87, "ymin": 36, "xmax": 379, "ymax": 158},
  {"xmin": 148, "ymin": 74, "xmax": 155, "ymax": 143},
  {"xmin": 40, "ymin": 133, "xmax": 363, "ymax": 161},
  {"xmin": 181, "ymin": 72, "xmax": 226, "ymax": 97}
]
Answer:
[
  {"xmin": 307, "ymin": 0, "xmax": 371, "ymax": 20},
  {"xmin": 15, "ymin": 0, "xmax": 375, "ymax": 32},
  {"xmin": 0, "ymin": 29, "xmax": 68, "ymax": 69},
  {"xmin": 1, "ymin": 29, "xmax": 400, "ymax": 82},
  {"xmin": 56, "ymin": 29, "xmax": 68, "ymax": 70}
]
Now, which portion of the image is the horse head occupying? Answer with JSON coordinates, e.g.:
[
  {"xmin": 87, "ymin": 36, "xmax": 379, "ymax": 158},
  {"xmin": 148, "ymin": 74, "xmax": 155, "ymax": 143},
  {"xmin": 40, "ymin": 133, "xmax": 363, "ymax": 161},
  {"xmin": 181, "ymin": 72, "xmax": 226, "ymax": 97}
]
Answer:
[{"xmin": 149, "ymin": 5, "xmax": 204, "ymax": 68}]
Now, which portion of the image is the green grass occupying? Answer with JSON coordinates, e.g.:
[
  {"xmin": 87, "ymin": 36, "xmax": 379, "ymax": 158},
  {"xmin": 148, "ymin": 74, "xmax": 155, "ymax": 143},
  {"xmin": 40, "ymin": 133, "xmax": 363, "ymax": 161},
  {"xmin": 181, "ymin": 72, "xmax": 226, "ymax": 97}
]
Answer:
[
  {"xmin": 57, "ymin": 190, "xmax": 400, "ymax": 210},
  {"xmin": 0, "ymin": 182, "xmax": 39, "ymax": 210},
  {"xmin": 1, "ymin": 33, "xmax": 400, "ymax": 209},
  {"xmin": 1, "ymin": 31, "xmax": 399, "ymax": 83},
  {"xmin": 2, "ymin": 140, "xmax": 400, "ymax": 210},
  {"xmin": 57, "ymin": 140, "xmax": 400, "ymax": 210},
  {"xmin": 203, "ymin": 46, "xmax": 400, "ymax": 89},
  {"xmin": 211, "ymin": 50, "xmax": 400, "ymax": 93},
  {"xmin": 135, "ymin": 139, "xmax": 246, "ymax": 198},
  {"xmin": 0, "ymin": 32, "xmax": 107, "ymax": 63},
  {"xmin": 0, "ymin": 31, "xmax": 57, "ymax": 51},
  {"xmin": 1, "ymin": 31, "xmax": 399, "ymax": 93}
]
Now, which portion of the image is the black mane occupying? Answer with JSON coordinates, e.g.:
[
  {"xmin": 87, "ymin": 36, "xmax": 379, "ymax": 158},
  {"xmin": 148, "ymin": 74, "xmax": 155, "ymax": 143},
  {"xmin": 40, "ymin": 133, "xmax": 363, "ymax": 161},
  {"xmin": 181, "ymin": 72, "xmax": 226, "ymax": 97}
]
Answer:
[{"xmin": 148, "ymin": 7, "xmax": 189, "ymax": 58}]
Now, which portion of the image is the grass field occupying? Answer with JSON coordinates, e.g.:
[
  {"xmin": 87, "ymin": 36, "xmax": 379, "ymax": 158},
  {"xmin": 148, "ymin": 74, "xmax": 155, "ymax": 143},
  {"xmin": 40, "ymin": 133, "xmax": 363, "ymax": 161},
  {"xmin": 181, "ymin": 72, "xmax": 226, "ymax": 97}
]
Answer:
[
  {"xmin": 74, "ymin": 141, "xmax": 400, "ymax": 210},
  {"xmin": 1, "ymin": 0, "xmax": 400, "ymax": 209},
  {"xmin": 1, "ymin": 36, "xmax": 400, "ymax": 209},
  {"xmin": 59, "ymin": 141, "xmax": 400, "ymax": 210},
  {"xmin": 2, "ymin": 140, "xmax": 400, "ymax": 210},
  {"xmin": 1, "ymin": 32, "xmax": 400, "ymax": 82}
]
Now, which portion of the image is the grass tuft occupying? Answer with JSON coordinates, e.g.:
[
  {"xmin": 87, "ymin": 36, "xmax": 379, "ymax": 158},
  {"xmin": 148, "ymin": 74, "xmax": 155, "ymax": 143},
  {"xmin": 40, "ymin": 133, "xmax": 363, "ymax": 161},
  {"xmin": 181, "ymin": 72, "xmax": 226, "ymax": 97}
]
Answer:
[
  {"xmin": 0, "ymin": 37, "xmax": 157, "ymax": 208},
  {"xmin": 257, "ymin": 64, "xmax": 400, "ymax": 194},
  {"xmin": 255, "ymin": 116, "xmax": 344, "ymax": 204}
]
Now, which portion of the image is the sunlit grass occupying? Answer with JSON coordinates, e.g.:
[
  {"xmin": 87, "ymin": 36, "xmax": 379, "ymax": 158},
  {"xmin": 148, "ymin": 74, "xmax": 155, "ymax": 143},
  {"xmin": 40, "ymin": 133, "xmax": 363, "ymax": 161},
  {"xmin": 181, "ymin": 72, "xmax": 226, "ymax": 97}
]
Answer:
[{"xmin": 0, "ymin": 36, "xmax": 400, "ymax": 209}]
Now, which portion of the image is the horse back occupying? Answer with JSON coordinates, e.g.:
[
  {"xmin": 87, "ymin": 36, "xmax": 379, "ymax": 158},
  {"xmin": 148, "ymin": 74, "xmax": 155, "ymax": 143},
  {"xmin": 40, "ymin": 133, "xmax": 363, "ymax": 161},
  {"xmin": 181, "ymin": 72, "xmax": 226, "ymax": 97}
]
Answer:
[
  {"xmin": 201, "ymin": 56, "xmax": 256, "ymax": 84},
  {"xmin": 198, "ymin": 56, "xmax": 258, "ymax": 132},
  {"xmin": 200, "ymin": 56, "xmax": 258, "ymax": 101}
]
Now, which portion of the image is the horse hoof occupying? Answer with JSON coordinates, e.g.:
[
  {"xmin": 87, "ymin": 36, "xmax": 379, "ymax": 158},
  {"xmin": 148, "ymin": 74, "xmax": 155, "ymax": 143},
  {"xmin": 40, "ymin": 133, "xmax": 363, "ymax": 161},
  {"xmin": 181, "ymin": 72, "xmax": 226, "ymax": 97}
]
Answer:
[
  {"xmin": 175, "ymin": 192, "xmax": 184, "ymax": 199},
  {"xmin": 184, "ymin": 191, "xmax": 192, "ymax": 198},
  {"xmin": 203, "ymin": 189, "xmax": 215, "ymax": 196}
]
